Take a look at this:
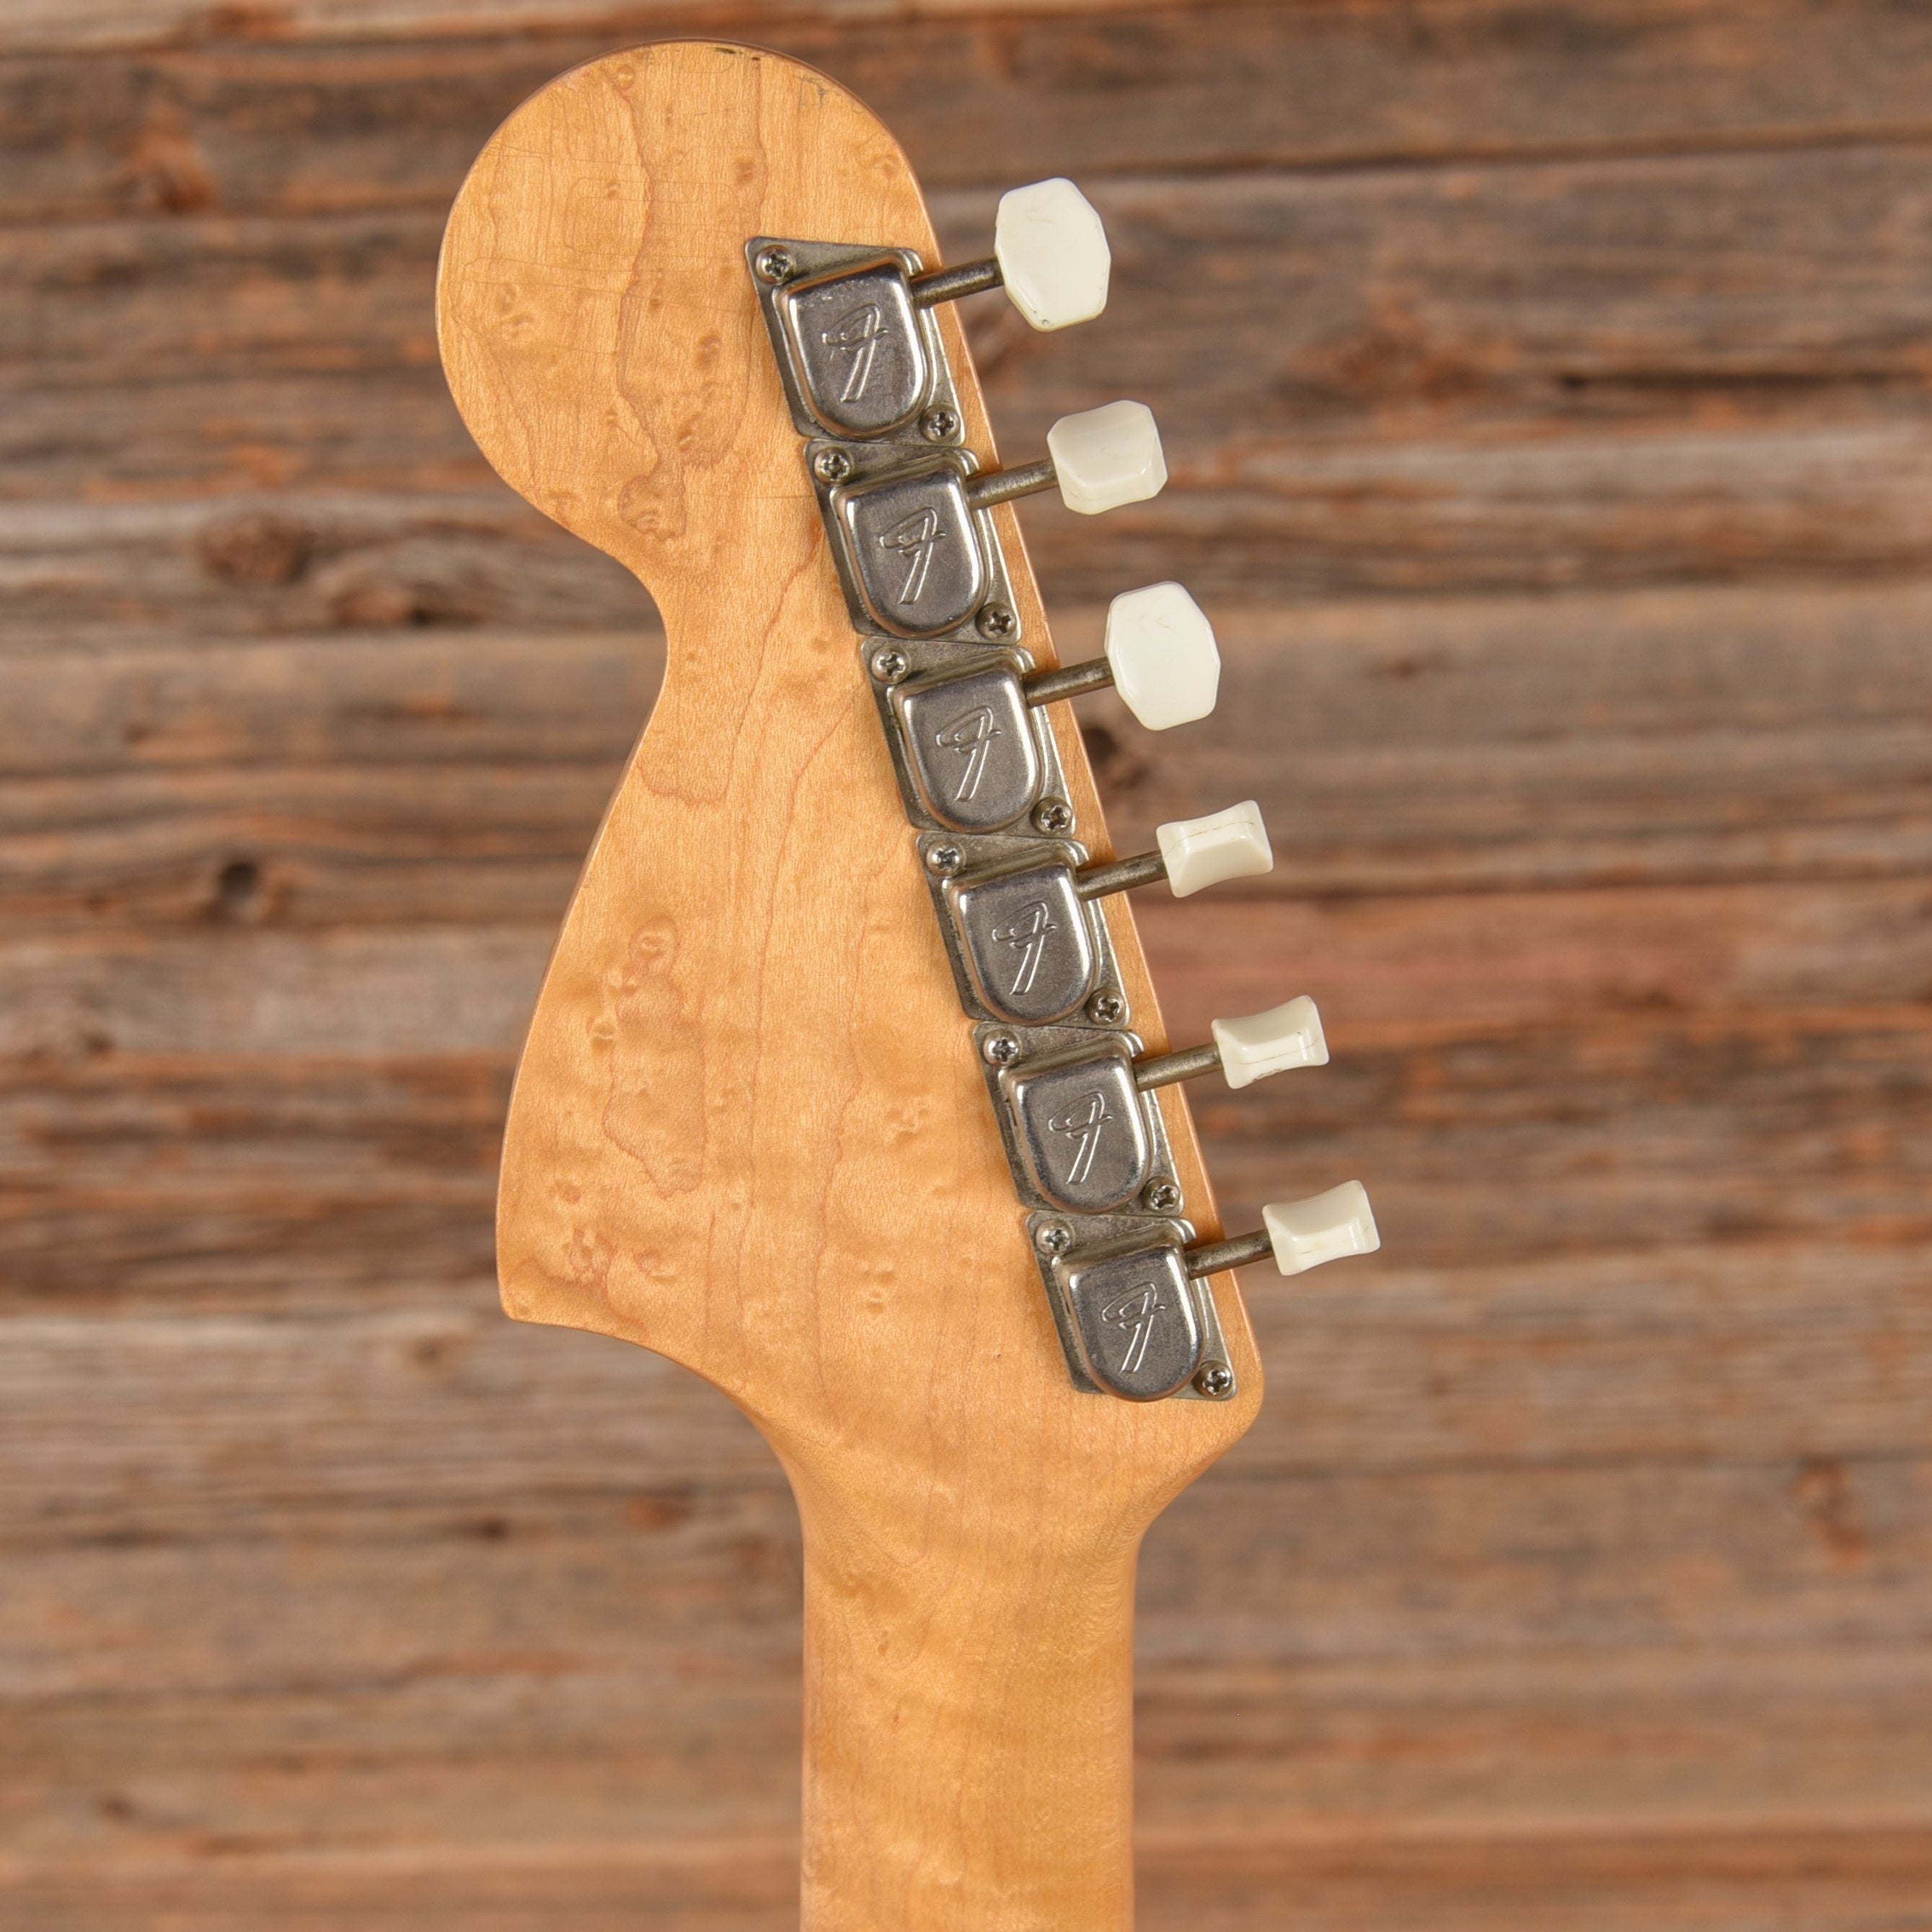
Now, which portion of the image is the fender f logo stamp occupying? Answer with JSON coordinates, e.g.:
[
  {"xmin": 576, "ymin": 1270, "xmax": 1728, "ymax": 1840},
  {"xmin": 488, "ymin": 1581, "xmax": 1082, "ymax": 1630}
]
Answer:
[
  {"xmin": 990, "ymin": 898, "xmax": 1057, "ymax": 997},
  {"xmin": 1046, "ymin": 1086, "xmax": 1113, "ymax": 1186},
  {"xmin": 1100, "ymin": 1279, "xmax": 1169, "ymax": 1376},
  {"xmin": 879, "ymin": 506, "xmax": 945, "ymax": 605},
  {"xmin": 934, "ymin": 704, "xmax": 1002, "ymax": 802},
  {"xmin": 820, "ymin": 301, "xmax": 885, "ymax": 402}
]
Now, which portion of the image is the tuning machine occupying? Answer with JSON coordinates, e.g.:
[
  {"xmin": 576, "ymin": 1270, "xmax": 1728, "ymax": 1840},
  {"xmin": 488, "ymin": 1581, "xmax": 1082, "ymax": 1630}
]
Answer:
[
  {"xmin": 1033, "ymin": 1183, "xmax": 1381, "ymax": 1403},
  {"xmin": 866, "ymin": 583, "xmax": 1219, "ymax": 835},
  {"xmin": 812, "ymin": 401, "xmax": 1166, "ymax": 640},
  {"xmin": 923, "ymin": 800, "xmax": 1273, "ymax": 1029},
  {"xmin": 976, "ymin": 997, "xmax": 1327, "ymax": 1217},
  {"xmin": 750, "ymin": 179, "xmax": 1108, "ymax": 443}
]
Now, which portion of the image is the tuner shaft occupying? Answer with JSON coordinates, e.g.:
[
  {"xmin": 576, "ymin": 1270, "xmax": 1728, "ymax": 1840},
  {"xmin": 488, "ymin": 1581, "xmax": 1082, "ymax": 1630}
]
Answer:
[
  {"xmin": 1184, "ymin": 1230, "xmax": 1274, "ymax": 1277},
  {"xmin": 1074, "ymin": 851, "xmax": 1168, "ymax": 900},
  {"xmin": 909, "ymin": 257, "xmax": 1004, "ymax": 306},
  {"xmin": 1134, "ymin": 1042, "xmax": 1222, "ymax": 1091},
  {"xmin": 1022, "ymin": 658, "xmax": 1115, "ymax": 707},
  {"xmin": 965, "ymin": 459, "xmax": 1058, "ymax": 511}
]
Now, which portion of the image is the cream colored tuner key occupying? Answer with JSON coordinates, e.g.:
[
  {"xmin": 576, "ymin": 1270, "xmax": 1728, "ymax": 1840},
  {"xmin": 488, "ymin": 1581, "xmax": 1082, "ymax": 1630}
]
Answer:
[
  {"xmin": 1069, "ymin": 800, "xmax": 1271, "ymax": 902},
  {"xmin": 1151, "ymin": 800, "xmax": 1272, "ymax": 897},
  {"xmin": 958, "ymin": 399, "xmax": 1168, "ymax": 519},
  {"xmin": 1134, "ymin": 995, "xmax": 1328, "ymax": 1094},
  {"xmin": 1051, "ymin": 798, "xmax": 1270, "ymax": 911},
  {"xmin": 875, "ymin": 176, "xmax": 1111, "ymax": 330},
  {"xmin": 1020, "ymin": 582, "xmax": 1220, "ymax": 731},
  {"xmin": 1185, "ymin": 1181, "xmax": 1382, "ymax": 1279}
]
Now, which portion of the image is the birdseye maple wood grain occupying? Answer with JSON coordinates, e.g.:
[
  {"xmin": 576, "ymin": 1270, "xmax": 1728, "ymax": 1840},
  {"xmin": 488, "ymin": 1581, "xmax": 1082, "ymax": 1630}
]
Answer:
[{"xmin": 436, "ymin": 40, "xmax": 1260, "ymax": 1931}]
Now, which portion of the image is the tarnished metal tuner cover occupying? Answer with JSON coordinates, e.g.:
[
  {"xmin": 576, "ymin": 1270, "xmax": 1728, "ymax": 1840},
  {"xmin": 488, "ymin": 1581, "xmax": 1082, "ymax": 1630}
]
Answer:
[
  {"xmin": 832, "ymin": 459, "xmax": 987, "ymax": 637},
  {"xmin": 891, "ymin": 663, "xmax": 1043, "ymax": 832},
  {"xmin": 946, "ymin": 858, "xmax": 1096, "ymax": 1025},
  {"xmin": 1057, "ymin": 1241, "xmax": 1204, "ymax": 1401},
  {"xmin": 1000, "ymin": 1045, "xmax": 1153, "ymax": 1214},
  {"xmin": 778, "ymin": 257, "xmax": 930, "ymax": 438}
]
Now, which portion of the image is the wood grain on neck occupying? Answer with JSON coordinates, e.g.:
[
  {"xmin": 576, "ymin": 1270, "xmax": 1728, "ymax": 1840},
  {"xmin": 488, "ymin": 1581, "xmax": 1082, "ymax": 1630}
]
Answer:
[{"xmin": 437, "ymin": 41, "xmax": 1261, "ymax": 1928}]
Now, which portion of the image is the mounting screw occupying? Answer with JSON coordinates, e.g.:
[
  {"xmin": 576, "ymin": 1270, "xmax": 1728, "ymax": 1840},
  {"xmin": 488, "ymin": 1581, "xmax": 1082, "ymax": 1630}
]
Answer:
[
  {"xmin": 1194, "ymin": 1362, "xmax": 1235, "ymax": 1398},
  {"xmin": 1032, "ymin": 797, "xmax": 1073, "ymax": 834},
  {"xmin": 754, "ymin": 245, "xmax": 795, "ymax": 283},
  {"xmin": 922, "ymin": 406, "xmax": 961, "ymax": 443},
  {"xmin": 925, "ymin": 844, "xmax": 963, "ymax": 876},
  {"xmin": 1087, "ymin": 989, "xmax": 1126, "ymax": 1026},
  {"xmin": 1035, "ymin": 1222, "xmax": 1074, "ymax": 1257},
  {"xmin": 870, "ymin": 646, "xmax": 909, "ymax": 684},
  {"xmin": 1144, "ymin": 1180, "xmax": 1182, "ymax": 1214},
  {"xmin": 982, "ymin": 1032, "xmax": 1022, "ymax": 1067},
  {"xmin": 976, "ymin": 603, "xmax": 1017, "ymax": 640},
  {"xmin": 814, "ymin": 448, "xmax": 855, "ymax": 485}
]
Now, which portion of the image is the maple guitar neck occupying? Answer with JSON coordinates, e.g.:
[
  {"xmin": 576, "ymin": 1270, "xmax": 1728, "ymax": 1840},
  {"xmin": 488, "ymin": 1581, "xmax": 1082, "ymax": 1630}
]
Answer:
[{"xmin": 439, "ymin": 39, "xmax": 1375, "ymax": 1929}]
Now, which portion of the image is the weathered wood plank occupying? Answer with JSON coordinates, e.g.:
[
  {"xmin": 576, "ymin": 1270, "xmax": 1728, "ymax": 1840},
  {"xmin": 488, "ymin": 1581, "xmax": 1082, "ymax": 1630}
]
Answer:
[
  {"xmin": 2, "ymin": 1647, "xmax": 1927, "ymax": 1883},
  {"xmin": 1232, "ymin": 1239, "xmax": 1932, "ymax": 1475},
  {"xmin": 17, "ymin": 150, "xmax": 1932, "ymax": 412},
  {"xmin": 15, "ymin": 397, "xmax": 1930, "ymax": 606},
  {"xmin": 0, "ymin": 0, "xmax": 1132, "ymax": 57},
  {"xmin": 6, "ymin": 915, "xmax": 1928, "ymax": 1301},
  {"xmin": 3, "ymin": 872, "xmax": 1926, "ymax": 1069},
  {"xmin": 0, "ymin": 764, "xmax": 619, "ymax": 930},
  {"xmin": 12, "ymin": 144, "xmax": 1932, "ymax": 599},
  {"xmin": 1139, "ymin": 1827, "xmax": 1932, "ymax": 1932},
  {"xmin": 0, "ymin": 930, "xmax": 546, "ymax": 1057},
  {"xmin": 1204, "ymin": 1011, "xmax": 1932, "ymax": 1265},
  {"xmin": 1137, "ymin": 1645, "xmax": 1932, "ymax": 1829},
  {"xmin": 4, "ymin": 1243, "xmax": 1928, "ymax": 1535},
  {"xmin": 1077, "ymin": 580, "xmax": 1932, "ymax": 891},
  {"xmin": 0, "ymin": 495, "xmax": 648, "ymax": 634},
  {"xmin": 1141, "ymin": 883, "xmax": 1932, "ymax": 1038},
  {"xmin": 0, "ymin": 1056, "xmax": 507, "ymax": 1301},
  {"xmin": 0, "ymin": 627, "xmax": 659, "ymax": 777},
  {"xmin": 0, "ymin": 1297, "xmax": 775, "ymax": 1536},
  {"xmin": 6, "ymin": 922, "xmax": 1931, "ymax": 1285},
  {"xmin": 12, "ymin": 0, "xmax": 1932, "ymax": 211},
  {"xmin": 7, "ymin": 1449, "xmax": 1930, "ymax": 1693},
  {"xmin": 6, "ymin": 1825, "xmax": 1931, "ymax": 1932},
  {"xmin": 6, "ymin": 580, "xmax": 1930, "ymax": 934},
  {"xmin": 0, "ymin": 1854, "xmax": 799, "ymax": 1932}
]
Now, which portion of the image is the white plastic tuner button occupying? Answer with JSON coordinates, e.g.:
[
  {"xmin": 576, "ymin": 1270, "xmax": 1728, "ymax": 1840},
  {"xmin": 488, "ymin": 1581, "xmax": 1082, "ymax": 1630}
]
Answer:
[
  {"xmin": 1262, "ymin": 1182, "xmax": 1380, "ymax": 1276},
  {"xmin": 1156, "ymin": 800, "xmax": 1273, "ymax": 898},
  {"xmin": 1104, "ymin": 583, "xmax": 1220, "ymax": 731},
  {"xmin": 1047, "ymin": 400, "xmax": 1168, "ymax": 516},
  {"xmin": 1212, "ymin": 996, "xmax": 1328, "ymax": 1090},
  {"xmin": 994, "ymin": 178, "xmax": 1111, "ymax": 331}
]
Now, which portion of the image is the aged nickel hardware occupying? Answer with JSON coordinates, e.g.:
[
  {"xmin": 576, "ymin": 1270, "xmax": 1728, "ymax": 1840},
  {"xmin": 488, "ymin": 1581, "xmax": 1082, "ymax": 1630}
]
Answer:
[
  {"xmin": 818, "ymin": 401, "xmax": 1168, "ymax": 639},
  {"xmin": 932, "ymin": 803, "xmax": 1275, "ymax": 1027},
  {"xmin": 750, "ymin": 180, "xmax": 1109, "ymax": 441},
  {"xmin": 979, "ymin": 997, "xmax": 1329, "ymax": 1216},
  {"xmin": 891, "ymin": 656, "xmax": 1044, "ymax": 834},
  {"xmin": 982, "ymin": 1025, "xmax": 1176, "ymax": 1217},
  {"xmin": 873, "ymin": 581, "xmax": 1222, "ymax": 832},
  {"xmin": 750, "ymin": 185, "xmax": 1381, "ymax": 1405},
  {"xmin": 1033, "ymin": 1183, "xmax": 1381, "ymax": 1403}
]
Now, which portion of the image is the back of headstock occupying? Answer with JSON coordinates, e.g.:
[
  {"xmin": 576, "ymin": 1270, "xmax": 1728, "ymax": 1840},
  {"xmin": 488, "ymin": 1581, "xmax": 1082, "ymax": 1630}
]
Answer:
[{"xmin": 438, "ymin": 41, "xmax": 1376, "ymax": 1929}]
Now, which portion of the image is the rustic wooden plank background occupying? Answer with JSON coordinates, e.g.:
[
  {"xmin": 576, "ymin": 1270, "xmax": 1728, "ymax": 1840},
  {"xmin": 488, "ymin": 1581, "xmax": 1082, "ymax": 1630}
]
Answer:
[{"xmin": 5, "ymin": 0, "xmax": 1932, "ymax": 1925}]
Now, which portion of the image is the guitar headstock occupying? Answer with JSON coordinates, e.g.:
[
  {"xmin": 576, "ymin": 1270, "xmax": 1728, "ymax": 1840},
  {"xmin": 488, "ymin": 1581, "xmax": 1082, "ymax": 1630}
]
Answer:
[{"xmin": 437, "ymin": 41, "xmax": 1375, "ymax": 1540}]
